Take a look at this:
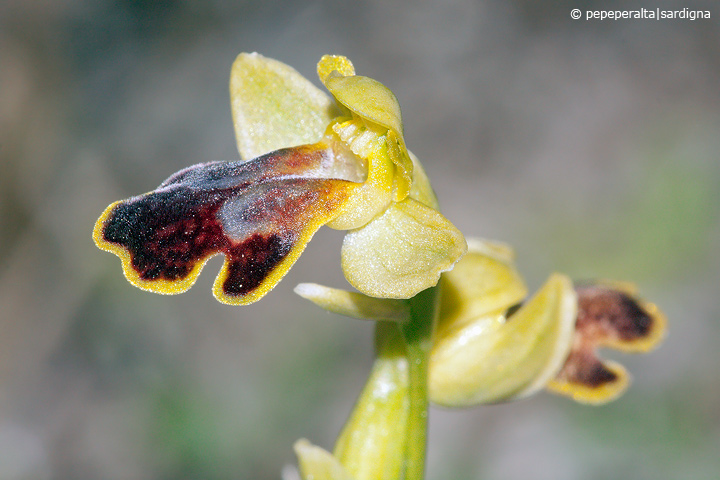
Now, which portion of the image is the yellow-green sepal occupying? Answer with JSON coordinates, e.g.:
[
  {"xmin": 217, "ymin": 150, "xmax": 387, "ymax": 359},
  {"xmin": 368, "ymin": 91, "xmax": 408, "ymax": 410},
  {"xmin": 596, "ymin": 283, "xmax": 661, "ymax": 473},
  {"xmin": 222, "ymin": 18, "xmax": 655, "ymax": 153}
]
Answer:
[
  {"xmin": 230, "ymin": 52, "xmax": 338, "ymax": 160},
  {"xmin": 341, "ymin": 198, "xmax": 467, "ymax": 299},
  {"xmin": 429, "ymin": 273, "xmax": 577, "ymax": 406},
  {"xmin": 294, "ymin": 283, "xmax": 410, "ymax": 323}
]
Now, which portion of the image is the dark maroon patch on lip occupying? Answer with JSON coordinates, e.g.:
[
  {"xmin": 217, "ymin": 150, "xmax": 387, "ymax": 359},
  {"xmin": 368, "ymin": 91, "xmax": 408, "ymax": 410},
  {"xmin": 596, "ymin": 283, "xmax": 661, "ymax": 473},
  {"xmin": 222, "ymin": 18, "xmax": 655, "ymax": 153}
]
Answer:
[
  {"xmin": 575, "ymin": 286, "xmax": 653, "ymax": 342},
  {"xmin": 101, "ymin": 187, "xmax": 292, "ymax": 297},
  {"xmin": 103, "ymin": 188, "xmax": 229, "ymax": 282},
  {"xmin": 561, "ymin": 350, "xmax": 618, "ymax": 388},
  {"xmin": 222, "ymin": 234, "xmax": 291, "ymax": 296}
]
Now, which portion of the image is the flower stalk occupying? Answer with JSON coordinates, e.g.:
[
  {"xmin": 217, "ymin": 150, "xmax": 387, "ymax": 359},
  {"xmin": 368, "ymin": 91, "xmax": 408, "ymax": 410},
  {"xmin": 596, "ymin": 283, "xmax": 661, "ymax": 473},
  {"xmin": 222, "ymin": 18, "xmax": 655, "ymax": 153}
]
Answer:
[
  {"xmin": 401, "ymin": 285, "xmax": 440, "ymax": 480},
  {"xmin": 327, "ymin": 285, "xmax": 439, "ymax": 480}
]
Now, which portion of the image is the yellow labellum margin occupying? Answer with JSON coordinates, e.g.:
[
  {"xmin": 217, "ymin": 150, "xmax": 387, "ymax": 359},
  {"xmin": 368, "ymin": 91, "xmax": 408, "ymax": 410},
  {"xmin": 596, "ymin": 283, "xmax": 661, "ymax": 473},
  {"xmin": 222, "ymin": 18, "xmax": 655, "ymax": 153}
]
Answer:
[{"xmin": 93, "ymin": 201, "xmax": 208, "ymax": 295}]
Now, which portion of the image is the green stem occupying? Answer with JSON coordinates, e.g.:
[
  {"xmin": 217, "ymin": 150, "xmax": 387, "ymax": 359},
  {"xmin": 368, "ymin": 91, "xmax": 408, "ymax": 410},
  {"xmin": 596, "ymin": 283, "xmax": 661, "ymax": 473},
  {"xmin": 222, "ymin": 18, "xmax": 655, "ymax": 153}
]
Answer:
[
  {"xmin": 401, "ymin": 285, "xmax": 440, "ymax": 480},
  {"xmin": 330, "ymin": 284, "xmax": 441, "ymax": 480}
]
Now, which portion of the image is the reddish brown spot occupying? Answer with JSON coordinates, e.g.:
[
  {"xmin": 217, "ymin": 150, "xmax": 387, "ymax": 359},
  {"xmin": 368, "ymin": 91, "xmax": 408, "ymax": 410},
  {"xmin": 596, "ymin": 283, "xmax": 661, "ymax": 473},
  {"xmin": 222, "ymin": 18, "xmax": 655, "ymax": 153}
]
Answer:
[
  {"xmin": 103, "ymin": 188, "xmax": 229, "ymax": 282},
  {"xmin": 284, "ymin": 144, "xmax": 327, "ymax": 167},
  {"xmin": 102, "ymin": 187, "xmax": 292, "ymax": 298},
  {"xmin": 553, "ymin": 285, "xmax": 655, "ymax": 390},
  {"xmin": 222, "ymin": 234, "xmax": 291, "ymax": 296},
  {"xmin": 575, "ymin": 286, "xmax": 653, "ymax": 343},
  {"xmin": 558, "ymin": 350, "xmax": 618, "ymax": 388}
]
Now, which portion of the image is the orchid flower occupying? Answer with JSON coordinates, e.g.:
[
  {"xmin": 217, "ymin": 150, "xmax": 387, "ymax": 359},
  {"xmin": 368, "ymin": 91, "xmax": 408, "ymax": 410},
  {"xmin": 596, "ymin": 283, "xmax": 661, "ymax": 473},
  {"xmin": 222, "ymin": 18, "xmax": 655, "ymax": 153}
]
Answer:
[
  {"xmin": 428, "ymin": 238, "xmax": 666, "ymax": 406},
  {"xmin": 93, "ymin": 53, "xmax": 466, "ymax": 305}
]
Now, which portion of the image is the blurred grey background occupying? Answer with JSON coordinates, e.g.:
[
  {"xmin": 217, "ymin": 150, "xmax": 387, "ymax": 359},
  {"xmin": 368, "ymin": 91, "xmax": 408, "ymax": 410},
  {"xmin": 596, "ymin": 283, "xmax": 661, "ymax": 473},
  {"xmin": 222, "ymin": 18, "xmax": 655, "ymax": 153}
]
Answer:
[{"xmin": 1, "ymin": 0, "xmax": 719, "ymax": 479}]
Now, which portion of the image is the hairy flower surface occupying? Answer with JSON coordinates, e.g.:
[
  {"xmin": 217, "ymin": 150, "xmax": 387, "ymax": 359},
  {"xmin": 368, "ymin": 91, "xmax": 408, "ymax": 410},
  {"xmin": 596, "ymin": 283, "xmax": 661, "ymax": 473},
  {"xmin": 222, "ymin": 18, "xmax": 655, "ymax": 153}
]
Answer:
[{"xmin": 93, "ymin": 54, "xmax": 466, "ymax": 304}]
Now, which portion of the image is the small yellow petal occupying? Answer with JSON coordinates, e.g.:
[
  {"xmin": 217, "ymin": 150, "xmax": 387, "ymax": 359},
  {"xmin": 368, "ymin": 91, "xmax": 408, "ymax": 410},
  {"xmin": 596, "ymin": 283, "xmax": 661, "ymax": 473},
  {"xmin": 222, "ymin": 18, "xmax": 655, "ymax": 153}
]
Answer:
[
  {"xmin": 341, "ymin": 198, "xmax": 467, "ymax": 299},
  {"xmin": 437, "ymin": 238, "xmax": 528, "ymax": 337},
  {"xmin": 294, "ymin": 439, "xmax": 355, "ymax": 480},
  {"xmin": 230, "ymin": 52, "xmax": 337, "ymax": 161},
  {"xmin": 294, "ymin": 283, "xmax": 410, "ymax": 323},
  {"xmin": 429, "ymin": 273, "xmax": 577, "ymax": 406}
]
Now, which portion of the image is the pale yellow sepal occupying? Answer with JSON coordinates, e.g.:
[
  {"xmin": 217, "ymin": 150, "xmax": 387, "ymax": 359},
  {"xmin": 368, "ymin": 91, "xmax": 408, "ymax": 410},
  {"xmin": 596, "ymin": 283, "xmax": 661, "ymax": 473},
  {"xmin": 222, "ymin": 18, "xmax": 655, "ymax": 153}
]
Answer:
[
  {"xmin": 333, "ymin": 322, "xmax": 409, "ymax": 480},
  {"xmin": 429, "ymin": 273, "xmax": 577, "ymax": 406},
  {"xmin": 436, "ymin": 238, "xmax": 528, "ymax": 338},
  {"xmin": 294, "ymin": 439, "xmax": 355, "ymax": 480},
  {"xmin": 230, "ymin": 52, "xmax": 338, "ymax": 161},
  {"xmin": 407, "ymin": 151, "xmax": 438, "ymax": 209},
  {"xmin": 294, "ymin": 283, "xmax": 410, "ymax": 323},
  {"xmin": 546, "ymin": 361, "xmax": 630, "ymax": 405},
  {"xmin": 341, "ymin": 198, "xmax": 467, "ymax": 299}
]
